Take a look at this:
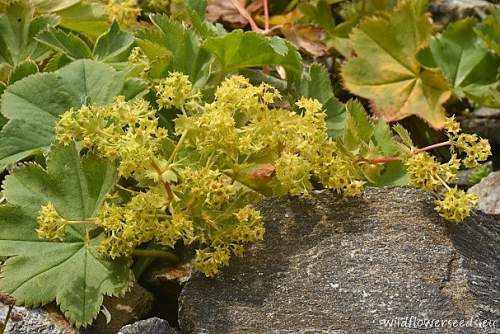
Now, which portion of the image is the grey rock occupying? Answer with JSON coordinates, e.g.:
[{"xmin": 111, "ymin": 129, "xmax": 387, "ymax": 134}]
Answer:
[
  {"xmin": 474, "ymin": 108, "xmax": 500, "ymax": 120},
  {"xmin": 87, "ymin": 284, "xmax": 154, "ymax": 334},
  {"xmin": 452, "ymin": 162, "xmax": 493, "ymax": 189},
  {"xmin": 429, "ymin": 0, "xmax": 498, "ymax": 26},
  {"xmin": 0, "ymin": 304, "xmax": 77, "ymax": 334},
  {"xmin": 0, "ymin": 284, "xmax": 154, "ymax": 334},
  {"xmin": 179, "ymin": 187, "xmax": 500, "ymax": 334},
  {"xmin": 462, "ymin": 116, "xmax": 500, "ymax": 147},
  {"xmin": 117, "ymin": 317, "xmax": 177, "ymax": 334},
  {"xmin": 469, "ymin": 171, "xmax": 500, "ymax": 217}
]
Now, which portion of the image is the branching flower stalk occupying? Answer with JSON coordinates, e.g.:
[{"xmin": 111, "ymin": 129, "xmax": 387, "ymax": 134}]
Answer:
[
  {"xmin": 45, "ymin": 73, "xmax": 491, "ymax": 277},
  {"xmin": 356, "ymin": 117, "xmax": 490, "ymax": 222}
]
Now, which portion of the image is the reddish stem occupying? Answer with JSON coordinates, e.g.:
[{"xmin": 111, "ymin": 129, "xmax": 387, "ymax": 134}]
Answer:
[
  {"xmin": 263, "ymin": 0, "xmax": 269, "ymax": 32},
  {"xmin": 150, "ymin": 160, "xmax": 174, "ymax": 202},
  {"xmin": 231, "ymin": 0, "xmax": 262, "ymax": 32},
  {"xmin": 412, "ymin": 141, "xmax": 450, "ymax": 154},
  {"xmin": 356, "ymin": 157, "xmax": 402, "ymax": 165}
]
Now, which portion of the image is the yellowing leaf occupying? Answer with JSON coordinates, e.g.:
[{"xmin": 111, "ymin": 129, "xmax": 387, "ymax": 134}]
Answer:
[{"xmin": 341, "ymin": 0, "xmax": 451, "ymax": 129}]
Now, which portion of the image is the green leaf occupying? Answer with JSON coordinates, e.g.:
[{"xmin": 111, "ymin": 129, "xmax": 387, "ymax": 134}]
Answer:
[
  {"xmin": 372, "ymin": 119, "xmax": 399, "ymax": 156},
  {"xmin": 203, "ymin": 30, "xmax": 303, "ymax": 81},
  {"xmin": 341, "ymin": 0, "xmax": 451, "ymax": 129},
  {"xmin": 421, "ymin": 18, "xmax": 500, "ymax": 106},
  {"xmin": 137, "ymin": 15, "xmax": 211, "ymax": 87},
  {"xmin": 36, "ymin": 27, "xmax": 93, "ymax": 59},
  {"xmin": 342, "ymin": 100, "xmax": 374, "ymax": 152},
  {"xmin": 0, "ymin": 60, "xmax": 126, "ymax": 170},
  {"xmin": 298, "ymin": 64, "xmax": 346, "ymax": 138},
  {"xmin": 299, "ymin": 0, "xmax": 336, "ymax": 36},
  {"xmin": 8, "ymin": 60, "xmax": 38, "ymax": 84},
  {"xmin": 57, "ymin": 1, "xmax": 108, "ymax": 38},
  {"xmin": 121, "ymin": 77, "xmax": 149, "ymax": 100},
  {"xmin": 0, "ymin": 144, "xmax": 131, "ymax": 328},
  {"xmin": 393, "ymin": 123, "xmax": 414, "ymax": 147},
  {"xmin": 187, "ymin": 0, "xmax": 207, "ymax": 20},
  {"xmin": 30, "ymin": 0, "xmax": 80, "ymax": 13},
  {"xmin": 0, "ymin": 1, "xmax": 59, "ymax": 66},
  {"xmin": 93, "ymin": 21, "xmax": 134, "ymax": 63},
  {"xmin": 338, "ymin": 100, "xmax": 407, "ymax": 185},
  {"xmin": 475, "ymin": 9, "xmax": 500, "ymax": 56}
]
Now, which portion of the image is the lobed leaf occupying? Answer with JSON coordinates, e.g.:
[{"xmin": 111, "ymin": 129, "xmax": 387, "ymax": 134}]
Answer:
[
  {"xmin": 420, "ymin": 18, "xmax": 500, "ymax": 107},
  {"xmin": 36, "ymin": 27, "xmax": 93, "ymax": 59},
  {"xmin": 0, "ymin": 144, "xmax": 131, "ymax": 328},
  {"xmin": 0, "ymin": 59, "xmax": 126, "ymax": 170},
  {"xmin": 341, "ymin": 0, "xmax": 451, "ymax": 128},
  {"xmin": 0, "ymin": 1, "xmax": 59, "ymax": 66},
  {"xmin": 203, "ymin": 30, "xmax": 303, "ymax": 81}
]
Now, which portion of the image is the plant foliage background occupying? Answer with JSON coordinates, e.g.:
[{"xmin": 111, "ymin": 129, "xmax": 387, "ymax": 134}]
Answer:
[{"xmin": 0, "ymin": 0, "xmax": 497, "ymax": 328}]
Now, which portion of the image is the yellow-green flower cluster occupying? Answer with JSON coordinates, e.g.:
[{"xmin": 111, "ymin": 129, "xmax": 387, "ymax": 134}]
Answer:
[
  {"xmin": 36, "ymin": 203, "xmax": 68, "ymax": 241},
  {"xmin": 105, "ymin": 0, "xmax": 140, "ymax": 27},
  {"xmin": 147, "ymin": 0, "xmax": 170, "ymax": 12},
  {"xmin": 56, "ymin": 96, "xmax": 168, "ymax": 177},
  {"xmin": 49, "ymin": 72, "xmax": 490, "ymax": 277},
  {"xmin": 175, "ymin": 167, "xmax": 237, "ymax": 211},
  {"xmin": 404, "ymin": 116, "xmax": 490, "ymax": 222},
  {"xmin": 97, "ymin": 189, "xmax": 194, "ymax": 258},
  {"xmin": 176, "ymin": 75, "xmax": 363, "ymax": 197},
  {"xmin": 155, "ymin": 72, "xmax": 197, "ymax": 110},
  {"xmin": 275, "ymin": 153, "xmax": 312, "ymax": 196},
  {"xmin": 406, "ymin": 152, "xmax": 459, "ymax": 191},
  {"xmin": 445, "ymin": 117, "xmax": 491, "ymax": 168},
  {"xmin": 192, "ymin": 206, "xmax": 264, "ymax": 277},
  {"xmin": 435, "ymin": 187, "xmax": 479, "ymax": 223},
  {"xmin": 128, "ymin": 47, "xmax": 150, "ymax": 78},
  {"xmin": 193, "ymin": 248, "xmax": 231, "ymax": 277}
]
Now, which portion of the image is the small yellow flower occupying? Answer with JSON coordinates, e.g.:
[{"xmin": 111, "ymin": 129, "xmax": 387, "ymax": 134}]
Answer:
[
  {"xmin": 36, "ymin": 203, "xmax": 68, "ymax": 241},
  {"xmin": 435, "ymin": 188, "xmax": 479, "ymax": 223},
  {"xmin": 105, "ymin": 0, "xmax": 140, "ymax": 27},
  {"xmin": 155, "ymin": 72, "xmax": 197, "ymax": 110}
]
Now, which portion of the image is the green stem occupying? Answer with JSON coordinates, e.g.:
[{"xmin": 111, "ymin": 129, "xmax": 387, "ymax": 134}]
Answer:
[
  {"xmin": 132, "ymin": 249, "xmax": 180, "ymax": 263},
  {"xmin": 167, "ymin": 130, "xmax": 188, "ymax": 165},
  {"xmin": 68, "ymin": 219, "xmax": 97, "ymax": 225},
  {"xmin": 436, "ymin": 174, "xmax": 452, "ymax": 191},
  {"xmin": 356, "ymin": 157, "xmax": 402, "ymax": 164}
]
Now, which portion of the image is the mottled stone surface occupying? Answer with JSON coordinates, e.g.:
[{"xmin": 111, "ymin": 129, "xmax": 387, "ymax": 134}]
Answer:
[
  {"xmin": 430, "ymin": 0, "xmax": 498, "ymax": 26},
  {"xmin": 462, "ymin": 116, "xmax": 500, "ymax": 148},
  {"xmin": 117, "ymin": 317, "xmax": 177, "ymax": 334},
  {"xmin": 0, "ymin": 284, "xmax": 153, "ymax": 334},
  {"xmin": 179, "ymin": 187, "xmax": 500, "ymax": 334},
  {"xmin": 0, "ymin": 304, "xmax": 77, "ymax": 334},
  {"xmin": 469, "ymin": 171, "xmax": 500, "ymax": 218}
]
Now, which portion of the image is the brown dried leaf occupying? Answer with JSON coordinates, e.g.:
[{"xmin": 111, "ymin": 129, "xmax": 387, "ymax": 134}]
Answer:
[
  {"xmin": 206, "ymin": 0, "xmax": 248, "ymax": 27},
  {"xmin": 281, "ymin": 24, "xmax": 328, "ymax": 57}
]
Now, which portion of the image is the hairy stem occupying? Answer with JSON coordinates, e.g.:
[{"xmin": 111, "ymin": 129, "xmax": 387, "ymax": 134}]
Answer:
[
  {"xmin": 263, "ymin": 0, "xmax": 270, "ymax": 32},
  {"xmin": 356, "ymin": 140, "xmax": 452, "ymax": 165},
  {"xmin": 412, "ymin": 141, "xmax": 451, "ymax": 154}
]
